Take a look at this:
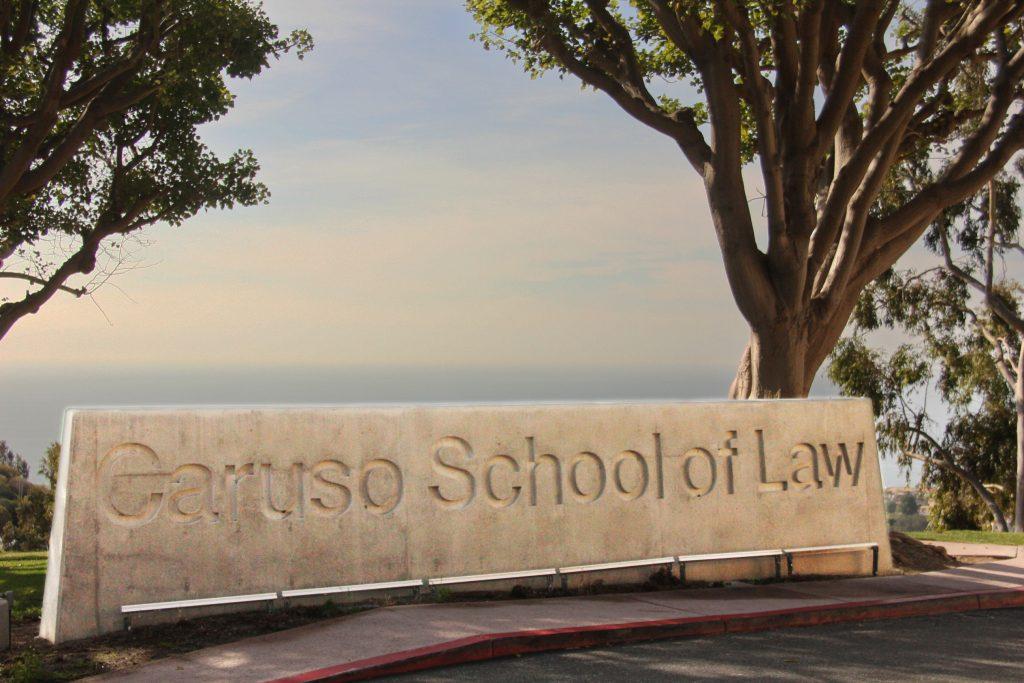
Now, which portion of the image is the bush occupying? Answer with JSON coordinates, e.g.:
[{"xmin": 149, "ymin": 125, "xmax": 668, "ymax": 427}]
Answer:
[
  {"xmin": 898, "ymin": 493, "xmax": 920, "ymax": 516},
  {"xmin": 888, "ymin": 512, "xmax": 929, "ymax": 533}
]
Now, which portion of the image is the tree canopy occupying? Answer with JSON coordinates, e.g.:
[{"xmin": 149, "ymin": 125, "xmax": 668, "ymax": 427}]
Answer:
[
  {"xmin": 468, "ymin": 0, "xmax": 1024, "ymax": 398},
  {"xmin": 0, "ymin": 1, "xmax": 311, "ymax": 341}
]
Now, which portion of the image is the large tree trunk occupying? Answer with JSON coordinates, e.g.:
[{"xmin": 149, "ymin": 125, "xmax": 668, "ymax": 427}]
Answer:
[
  {"xmin": 729, "ymin": 324, "xmax": 809, "ymax": 399},
  {"xmin": 728, "ymin": 287, "xmax": 863, "ymax": 400}
]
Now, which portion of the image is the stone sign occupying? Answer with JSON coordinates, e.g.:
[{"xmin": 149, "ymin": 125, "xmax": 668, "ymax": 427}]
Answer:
[{"xmin": 41, "ymin": 399, "xmax": 891, "ymax": 642}]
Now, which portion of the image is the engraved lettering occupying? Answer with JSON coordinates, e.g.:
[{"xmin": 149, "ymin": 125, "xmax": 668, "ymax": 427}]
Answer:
[
  {"xmin": 682, "ymin": 447, "xmax": 716, "ymax": 497},
  {"xmin": 167, "ymin": 464, "xmax": 218, "ymax": 524},
  {"xmin": 309, "ymin": 460, "xmax": 352, "ymax": 516},
  {"xmin": 654, "ymin": 433, "xmax": 665, "ymax": 499},
  {"xmin": 361, "ymin": 459, "xmax": 403, "ymax": 514},
  {"xmin": 528, "ymin": 437, "xmax": 563, "ymax": 506},
  {"xmin": 820, "ymin": 442, "xmax": 864, "ymax": 487},
  {"xmin": 790, "ymin": 443, "xmax": 820, "ymax": 490},
  {"xmin": 484, "ymin": 454, "xmax": 521, "ymax": 508},
  {"xmin": 569, "ymin": 451, "xmax": 606, "ymax": 503},
  {"xmin": 612, "ymin": 450, "xmax": 648, "ymax": 500},
  {"xmin": 92, "ymin": 427, "xmax": 872, "ymax": 529},
  {"xmin": 225, "ymin": 463, "xmax": 255, "ymax": 522},
  {"xmin": 718, "ymin": 431, "xmax": 739, "ymax": 494},
  {"xmin": 260, "ymin": 463, "xmax": 304, "ymax": 520},
  {"xmin": 756, "ymin": 429, "xmax": 788, "ymax": 493},
  {"xmin": 99, "ymin": 443, "xmax": 165, "ymax": 527},
  {"xmin": 428, "ymin": 436, "xmax": 475, "ymax": 509}
]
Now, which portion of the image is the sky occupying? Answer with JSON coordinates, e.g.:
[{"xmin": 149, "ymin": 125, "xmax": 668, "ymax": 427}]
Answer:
[{"xmin": 0, "ymin": 1, "xmax": 920, "ymax": 486}]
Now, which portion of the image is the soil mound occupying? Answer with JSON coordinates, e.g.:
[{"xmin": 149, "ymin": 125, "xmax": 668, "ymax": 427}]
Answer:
[{"xmin": 890, "ymin": 531, "xmax": 958, "ymax": 572}]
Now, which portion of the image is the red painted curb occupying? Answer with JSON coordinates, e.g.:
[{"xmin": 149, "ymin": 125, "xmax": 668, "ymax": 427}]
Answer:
[{"xmin": 269, "ymin": 587, "xmax": 1024, "ymax": 683}]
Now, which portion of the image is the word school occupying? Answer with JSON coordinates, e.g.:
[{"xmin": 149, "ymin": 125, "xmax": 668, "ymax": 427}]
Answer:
[{"xmin": 101, "ymin": 429, "xmax": 864, "ymax": 526}]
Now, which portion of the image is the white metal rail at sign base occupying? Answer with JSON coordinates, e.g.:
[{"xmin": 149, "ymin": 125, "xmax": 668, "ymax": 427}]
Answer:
[
  {"xmin": 428, "ymin": 567, "xmax": 558, "ymax": 586},
  {"xmin": 119, "ymin": 542, "xmax": 880, "ymax": 625},
  {"xmin": 783, "ymin": 542, "xmax": 877, "ymax": 554},
  {"xmin": 280, "ymin": 579, "xmax": 423, "ymax": 599},
  {"xmin": 121, "ymin": 592, "xmax": 278, "ymax": 614},
  {"xmin": 677, "ymin": 549, "xmax": 784, "ymax": 563},
  {"xmin": 559, "ymin": 556, "xmax": 677, "ymax": 575},
  {"xmin": 782, "ymin": 542, "xmax": 880, "ymax": 577}
]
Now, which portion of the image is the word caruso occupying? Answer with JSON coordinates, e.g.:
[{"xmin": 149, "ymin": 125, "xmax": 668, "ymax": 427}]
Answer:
[{"xmin": 98, "ymin": 430, "xmax": 864, "ymax": 526}]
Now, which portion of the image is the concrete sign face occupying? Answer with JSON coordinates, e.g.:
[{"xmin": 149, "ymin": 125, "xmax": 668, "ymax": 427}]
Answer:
[{"xmin": 41, "ymin": 399, "xmax": 891, "ymax": 642}]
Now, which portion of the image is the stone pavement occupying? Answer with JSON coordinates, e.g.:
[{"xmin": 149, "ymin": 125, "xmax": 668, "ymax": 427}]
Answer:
[{"xmin": 92, "ymin": 552, "xmax": 1024, "ymax": 683}]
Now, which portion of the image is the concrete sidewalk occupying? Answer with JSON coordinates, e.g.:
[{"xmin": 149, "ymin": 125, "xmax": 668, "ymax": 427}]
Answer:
[
  {"xmin": 921, "ymin": 539, "xmax": 1020, "ymax": 558},
  {"xmin": 93, "ymin": 554, "xmax": 1024, "ymax": 683}
]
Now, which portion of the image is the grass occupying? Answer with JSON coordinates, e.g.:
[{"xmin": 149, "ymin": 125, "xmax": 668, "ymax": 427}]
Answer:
[
  {"xmin": 908, "ymin": 530, "xmax": 1024, "ymax": 546},
  {"xmin": 0, "ymin": 551, "xmax": 47, "ymax": 621}
]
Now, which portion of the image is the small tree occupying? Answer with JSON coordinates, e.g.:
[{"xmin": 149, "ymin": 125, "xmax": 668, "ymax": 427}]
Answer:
[
  {"xmin": 39, "ymin": 441, "xmax": 61, "ymax": 519},
  {"xmin": 829, "ymin": 171, "xmax": 1024, "ymax": 531},
  {"xmin": 0, "ymin": 454, "xmax": 51, "ymax": 550},
  {"xmin": 0, "ymin": 1, "xmax": 311, "ymax": 342},
  {"xmin": 39, "ymin": 441, "xmax": 60, "ymax": 491},
  {"xmin": 468, "ymin": 1, "xmax": 1024, "ymax": 397},
  {"xmin": 898, "ymin": 492, "xmax": 920, "ymax": 516},
  {"xmin": 0, "ymin": 440, "xmax": 29, "ymax": 479}
]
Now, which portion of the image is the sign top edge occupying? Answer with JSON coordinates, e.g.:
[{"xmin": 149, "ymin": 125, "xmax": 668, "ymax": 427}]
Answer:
[{"xmin": 61, "ymin": 397, "xmax": 870, "ymax": 413}]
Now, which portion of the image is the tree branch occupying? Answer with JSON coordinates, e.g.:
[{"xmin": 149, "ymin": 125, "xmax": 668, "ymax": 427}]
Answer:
[
  {"xmin": 872, "ymin": 110, "xmax": 1024, "ymax": 263},
  {"xmin": 0, "ymin": 272, "xmax": 87, "ymax": 297},
  {"xmin": 0, "ymin": 195, "xmax": 156, "ymax": 341},
  {"xmin": 0, "ymin": 0, "xmax": 89, "ymax": 202},
  {"xmin": 13, "ymin": 81, "xmax": 160, "ymax": 197},
  {"xmin": 515, "ymin": 0, "xmax": 711, "ymax": 170},
  {"xmin": 813, "ymin": 0, "xmax": 885, "ymax": 161},
  {"xmin": 815, "ymin": 0, "xmax": 1017, "ymax": 276}
]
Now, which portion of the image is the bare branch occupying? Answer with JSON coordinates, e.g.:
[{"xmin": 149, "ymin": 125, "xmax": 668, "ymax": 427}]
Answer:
[{"xmin": 0, "ymin": 271, "xmax": 87, "ymax": 297}]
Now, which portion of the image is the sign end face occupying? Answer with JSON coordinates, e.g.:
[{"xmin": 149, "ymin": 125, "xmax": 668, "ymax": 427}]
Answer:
[{"xmin": 40, "ymin": 409, "xmax": 78, "ymax": 643}]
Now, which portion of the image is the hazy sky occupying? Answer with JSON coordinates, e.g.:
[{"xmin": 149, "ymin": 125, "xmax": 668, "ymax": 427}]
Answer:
[
  {"xmin": 2, "ymin": 0, "xmax": 748, "ymax": 370},
  {"xmin": 0, "ymin": 1, "xmax": 920, "ymax": 486}
]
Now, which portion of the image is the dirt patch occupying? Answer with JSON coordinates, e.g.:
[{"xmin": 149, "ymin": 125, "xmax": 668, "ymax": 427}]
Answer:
[
  {"xmin": 1, "ymin": 602, "xmax": 368, "ymax": 681},
  {"xmin": 890, "ymin": 531, "xmax": 959, "ymax": 573},
  {"xmin": 0, "ymin": 578, "xmax": 702, "ymax": 680}
]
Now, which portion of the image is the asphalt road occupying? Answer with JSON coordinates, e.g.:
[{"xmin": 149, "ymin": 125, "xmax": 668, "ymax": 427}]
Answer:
[{"xmin": 387, "ymin": 608, "xmax": 1024, "ymax": 681}]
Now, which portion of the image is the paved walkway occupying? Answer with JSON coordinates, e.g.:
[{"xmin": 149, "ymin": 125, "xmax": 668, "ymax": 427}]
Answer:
[
  {"xmin": 94, "ymin": 553, "xmax": 1024, "ymax": 683},
  {"xmin": 922, "ymin": 539, "xmax": 1019, "ymax": 558},
  {"xmin": 395, "ymin": 608, "xmax": 1024, "ymax": 682}
]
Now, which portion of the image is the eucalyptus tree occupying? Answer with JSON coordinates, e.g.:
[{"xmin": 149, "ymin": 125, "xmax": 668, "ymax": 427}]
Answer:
[
  {"xmin": 829, "ymin": 172, "xmax": 1024, "ymax": 531},
  {"xmin": 0, "ymin": 1, "xmax": 311, "ymax": 342},
  {"xmin": 468, "ymin": 0, "xmax": 1024, "ymax": 398}
]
